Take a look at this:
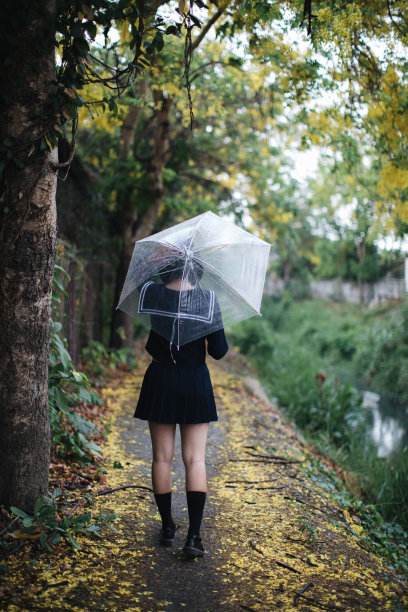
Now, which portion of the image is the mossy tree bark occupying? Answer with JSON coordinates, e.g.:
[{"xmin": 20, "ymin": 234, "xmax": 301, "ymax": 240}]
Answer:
[{"xmin": 0, "ymin": 1, "xmax": 58, "ymax": 512}]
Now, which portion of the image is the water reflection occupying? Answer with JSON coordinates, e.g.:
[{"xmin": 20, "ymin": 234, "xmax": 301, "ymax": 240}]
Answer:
[{"xmin": 362, "ymin": 390, "xmax": 408, "ymax": 457}]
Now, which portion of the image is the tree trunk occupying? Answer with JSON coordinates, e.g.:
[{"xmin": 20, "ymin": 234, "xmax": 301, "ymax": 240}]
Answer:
[
  {"xmin": 110, "ymin": 88, "xmax": 173, "ymax": 348},
  {"xmin": 0, "ymin": 0, "xmax": 57, "ymax": 512},
  {"xmin": 135, "ymin": 91, "xmax": 173, "ymax": 243},
  {"xmin": 110, "ymin": 238, "xmax": 136, "ymax": 349},
  {"xmin": 68, "ymin": 259, "xmax": 77, "ymax": 366},
  {"xmin": 283, "ymin": 259, "xmax": 292, "ymax": 288},
  {"xmin": 109, "ymin": 83, "xmax": 148, "ymax": 349},
  {"xmin": 86, "ymin": 261, "xmax": 94, "ymax": 345},
  {"xmin": 356, "ymin": 240, "xmax": 366, "ymax": 307}
]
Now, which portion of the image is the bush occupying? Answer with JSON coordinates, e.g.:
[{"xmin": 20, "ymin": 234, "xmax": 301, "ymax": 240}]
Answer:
[
  {"xmin": 48, "ymin": 320, "xmax": 104, "ymax": 463},
  {"xmin": 8, "ymin": 488, "xmax": 117, "ymax": 551},
  {"xmin": 231, "ymin": 295, "xmax": 408, "ymax": 532},
  {"xmin": 49, "ymin": 264, "xmax": 104, "ymax": 463},
  {"xmin": 355, "ymin": 299, "xmax": 408, "ymax": 400},
  {"xmin": 81, "ymin": 340, "xmax": 136, "ymax": 379}
]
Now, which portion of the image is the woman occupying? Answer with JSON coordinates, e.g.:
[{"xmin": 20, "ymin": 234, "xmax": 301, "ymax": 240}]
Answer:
[{"xmin": 134, "ymin": 254, "xmax": 228, "ymax": 558}]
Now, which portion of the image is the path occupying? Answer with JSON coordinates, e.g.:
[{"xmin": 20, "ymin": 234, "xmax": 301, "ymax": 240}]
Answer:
[{"xmin": 2, "ymin": 351, "xmax": 408, "ymax": 611}]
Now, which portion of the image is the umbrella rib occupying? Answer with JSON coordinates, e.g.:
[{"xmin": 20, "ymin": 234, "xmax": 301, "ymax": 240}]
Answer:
[
  {"xmin": 190, "ymin": 211, "xmax": 209, "ymax": 250},
  {"xmin": 193, "ymin": 255, "xmax": 261, "ymax": 315},
  {"xmin": 126, "ymin": 235, "xmax": 266, "ymax": 315},
  {"xmin": 191, "ymin": 242, "xmax": 271, "ymax": 257}
]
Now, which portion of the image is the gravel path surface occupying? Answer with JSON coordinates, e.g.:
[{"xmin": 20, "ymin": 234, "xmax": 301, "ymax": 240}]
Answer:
[
  {"xmin": 114, "ymin": 364, "xmax": 229, "ymax": 611},
  {"xmin": 2, "ymin": 350, "xmax": 407, "ymax": 611}
]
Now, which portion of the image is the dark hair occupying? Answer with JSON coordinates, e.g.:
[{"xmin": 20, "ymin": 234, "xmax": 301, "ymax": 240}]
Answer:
[{"xmin": 159, "ymin": 256, "xmax": 204, "ymax": 287}]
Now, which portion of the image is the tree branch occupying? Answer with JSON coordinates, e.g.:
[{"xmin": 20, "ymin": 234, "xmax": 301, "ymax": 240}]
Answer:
[
  {"xmin": 300, "ymin": 0, "xmax": 313, "ymax": 36},
  {"xmin": 191, "ymin": 7, "xmax": 225, "ymax": 52},
  {"xmin": 386, "ymin": 0, "xmax": 406, "ymax": 35}
]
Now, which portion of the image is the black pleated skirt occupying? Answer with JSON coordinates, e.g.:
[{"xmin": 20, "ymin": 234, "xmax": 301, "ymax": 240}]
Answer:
[{"xmin": 134, "ymin": 361, "xmax": 218, "ymax": 424}]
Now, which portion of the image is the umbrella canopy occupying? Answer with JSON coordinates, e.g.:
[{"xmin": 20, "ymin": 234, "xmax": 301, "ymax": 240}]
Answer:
[{"xmin": 116, "ymin": 211, "xmax": 271, "ymax": 346}]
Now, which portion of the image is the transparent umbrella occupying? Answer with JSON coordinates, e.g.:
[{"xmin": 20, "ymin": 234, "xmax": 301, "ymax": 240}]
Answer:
[{"xmin": 116, "ymin": 211, "xmax": 271, "ymax": 347}]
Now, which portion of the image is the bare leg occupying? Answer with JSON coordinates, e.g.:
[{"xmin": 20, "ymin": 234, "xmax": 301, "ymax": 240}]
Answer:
[
  {"xmin": 180, "ymin": 423, "xmax": 209, "ymax": 491},
  {"xmin": 180, "ymin": 423, "xmax": 209, "ymax": 551},
  {"xmin": 148, "ymin": 421, "xmax": 176, "ymax": 493}
]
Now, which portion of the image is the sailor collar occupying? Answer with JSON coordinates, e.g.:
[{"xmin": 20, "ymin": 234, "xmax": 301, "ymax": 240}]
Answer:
[{"xmin": 138, "ymin": 281, "xmax": 215, "ymax": 323}]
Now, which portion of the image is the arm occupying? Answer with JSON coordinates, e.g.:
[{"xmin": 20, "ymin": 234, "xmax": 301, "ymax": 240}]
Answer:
[
  {"xmin": 207, "ymin": 327, "xmax": 228, "ymax": 360},
  {"xmin": 207, "ymin": 293, "xmax": 228, "ymax": 359}
]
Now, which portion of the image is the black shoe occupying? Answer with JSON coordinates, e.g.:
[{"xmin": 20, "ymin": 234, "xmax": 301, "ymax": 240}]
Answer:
[
  {"xmin": 183, "ymin": 534, "xmax": 205, "ymax": 557},
  {"xmin": 159, "ymin": 524, "xmax": 178, "ymax": 546}
]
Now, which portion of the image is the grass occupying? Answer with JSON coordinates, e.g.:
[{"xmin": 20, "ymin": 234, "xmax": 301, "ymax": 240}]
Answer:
[{"xmin": 228, "ymin": 294, "xmax": 408, "ymax": 531}]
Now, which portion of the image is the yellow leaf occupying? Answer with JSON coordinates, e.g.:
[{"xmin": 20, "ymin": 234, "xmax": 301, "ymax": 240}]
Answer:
[
  {"xmin": 44, "ymin": 135, "xmax": 53, "ymax": 151},
  {"xmin": 10, "ymin": 529, "xmax": 41, "ymax": 539}
]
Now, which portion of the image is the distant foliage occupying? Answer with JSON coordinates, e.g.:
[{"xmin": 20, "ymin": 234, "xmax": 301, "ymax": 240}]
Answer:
[
  {"xmin": 229, "ymin": 295, "xmax": 408, "ymax": 530},
  {"xmin": 230, "ymin": 306, "xmax": 365, "ymax": 450},
  {"xmin": 313, "ymin": 239, "xmax": 380, "ymax": 282},
  {"xmin": 355, "ymin": 300, "xmax": 408, "ymax": 401}
]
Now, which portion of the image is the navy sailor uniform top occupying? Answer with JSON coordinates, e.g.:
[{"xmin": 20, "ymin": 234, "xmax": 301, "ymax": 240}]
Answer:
[
  {"xmin": 145, "ymin": 327, "xmax": 228, "ymax": 366},
  {"xmin": 140, "ymin": 284, "xmax": 228, "ymax": 366}
]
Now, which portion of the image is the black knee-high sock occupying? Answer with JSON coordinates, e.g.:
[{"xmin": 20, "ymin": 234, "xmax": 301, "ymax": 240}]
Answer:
[
  {"xmin": 186, "ymin": 491, "xmax": 206, "ymax": 537},
  {"xmin": 154, "ymin": 492, "xmax": 175, "ymax": 529}
]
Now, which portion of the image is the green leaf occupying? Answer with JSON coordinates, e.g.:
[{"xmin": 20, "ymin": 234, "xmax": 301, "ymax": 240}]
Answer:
[
  {"xmin": 53, "ymin": 387, "xmax": 69, "ymax": 411},
  {"xmin": 53, "ymin": 274, "xmax": 66, "ymax": 293},
  {"xmin": 77, "ymin": 386, "xmax": 95, "ymax": 403},
  {"xmin": 63, "ymin": 103, "xmax": 77, "ymax": 119},
  {"xmin": 153, "ymin": 31, "xmax": 164, "ymax": 52},
  {"xmin": 189, "ymin": 14, "xmax": 202, "ymax": 28},
  {"xmin": 58, "ymin": 345, "xmax": 74, "ymax": 371},
  {"xmin": 67, "ymin": 533, "xmax": 81, "ymax": 549},
  {"xmin": 73, "ymin": 37, "xmax": 89, "ymax": 57},
  {"xmin": 83, "ymin": 440, "xmax": 103, "ymax": 458},
  {"xmin": 54, "ymin": 264, "xmax": 70, "ymax": 279},
  {"xmin": 70, "ymin": 22, "xmax": 84, "ymax": 38},
  {"xmin": 165, "ymin": 25, "xmax": 180, "ymax": 36},
  {"xmin": 34, "ymin": 498, "xmax": 45, "ymax": 514},
  {"xmin": 108, "ymin": 97, "xmax": 118, "ymax": 116},
  {"xmin": 85, "ymin": 21, "xmax": 97, "ymax": 39},
  {"xmin": 50, "ymin": 321, "xmax": 62, "ymax": 333},
  {"xmin": 52, "ymin": 487, "xmax": 62, "ymax": 500},
  {"xmin": 10, "ymin": 506, "xmax": 30, "ymax": 519}
]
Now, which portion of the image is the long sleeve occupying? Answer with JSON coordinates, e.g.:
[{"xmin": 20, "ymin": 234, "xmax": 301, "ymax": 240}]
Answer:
[
  {"xmin": 206, "ymin": 327, "xmax": 228, "ymax": 360},
  {"xmin": 206, "ymin": 293, "xmax": 228, "ymax": 359}
]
